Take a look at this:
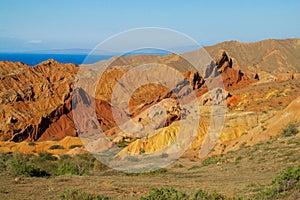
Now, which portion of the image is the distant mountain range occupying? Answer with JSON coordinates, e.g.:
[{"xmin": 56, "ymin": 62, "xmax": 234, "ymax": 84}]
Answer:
[
  {"xmin": 23, "ymin": 45, "xmax": 201, "ymax": 55},
  {"xmin": 204, "ymin": 38, "xmax": 300, "ymax": 75},
  {"xmin": 87, "ymin": 38, "xmax": 300, "ymax": 78},
  {"xmin": 25, "ymin": 48, "xmax": 113, "ymax": 55},
  {"xmin": 15, "ymin": 38, "xmax": 300, "ymax": 75}
]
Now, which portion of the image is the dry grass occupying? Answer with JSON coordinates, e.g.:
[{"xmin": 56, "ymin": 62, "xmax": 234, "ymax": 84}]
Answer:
[{"xmin": 0, "ymin": 136, "xmax": 299, "ymax": 199}]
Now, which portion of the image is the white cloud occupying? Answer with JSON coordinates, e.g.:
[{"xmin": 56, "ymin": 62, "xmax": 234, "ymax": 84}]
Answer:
[{"xmin": 27, "ymin": 40, "xmax": 43, "ymax": 44}]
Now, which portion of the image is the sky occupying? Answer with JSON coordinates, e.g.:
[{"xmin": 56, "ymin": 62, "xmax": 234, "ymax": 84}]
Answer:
[{"xmin": 0, "ymin": 0, "xmax": 300, "ymax": 53}]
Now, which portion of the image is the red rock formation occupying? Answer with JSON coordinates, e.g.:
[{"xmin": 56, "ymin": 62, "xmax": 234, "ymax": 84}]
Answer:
[
  {"xmin": 215, "ymin": 52, "xmax": 257, "ymax": 90},
  {"xmin": 215, "ymin": 51, "xmax": 233, "ymax": 73},
  {"xmin": 0, "ymin": 60, "xmax": 123, "ymax": 141},
  {"xmin": 0, "ymin": 51, "xmax": 255, "ymax": 142},
  {"xmin": 38, "ymin": 88, "xmax": 125, "ymax": 141},
  {"xmin": 187, "ymin": 51, "xmax": 256, "ymax": 91},
  {"xmin": 0, "ymin": 59, "xmax": 78, "ymax": 141}
]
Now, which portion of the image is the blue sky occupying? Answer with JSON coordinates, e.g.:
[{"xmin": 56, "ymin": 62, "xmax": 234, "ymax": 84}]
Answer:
[{"xmin": 0, "ymin": 0, "xmax": 299, "ymax": 52}]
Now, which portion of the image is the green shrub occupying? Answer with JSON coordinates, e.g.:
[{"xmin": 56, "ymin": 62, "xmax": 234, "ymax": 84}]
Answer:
[
  {"xmin": 273, "ymin": 165, "xmax": 300, "ymax": 192},
  {"xmin": 0, "ymin": 153, "xmax": 13, "ymax": 172},
  {"xmin": 69, "ymin": 144, "xmax": 83, "ymax": 149},
  {"xmin": 73, "ymin": 154, "xmax": 96, "ymax": 175},
  {"xmin": 2, "ymin": 135, "xmax": 10, "ymax": 141},
  {"xmin": 150, "ymin": 168, "xmax": 167, "ymax": 174},
  {"xmin": 115, "ymin": 140, "xmax": 128, "ymax": 148},
  {"xmin": 188, "ymin": 165, "xmax": 201, "ymax": 171},
  {"xmin": 160, "ymin": 153, "xmax": 169, "ymax": 158},
  {"xmin": 193, "ymin": 189, "xmax": 225, "ymax": 200},
  {"xmin": 281, "ymin": 123, "xmax": 299, "ymax": 137},
  {"xmin": 56, "ymin": 160, "xmax": 79, "ymax": 175},
  {"xmin": 173, "ymin": 164, "xmax": 184, "ymax": 168},
  {"xmin": 126, "ymin": 156, "xmax": 139, "ymax": 162},
  {"xmin": 254, "ymin": 164, "xmax": 300, "ymax": 199},
  {"xmin": 7, "ymin": 153, "xmax": 49, "ymax": 177},
  {"xmin": 60, "ymin": 189, "xmax": 111, "ymax": 200},
  {"xmin": 235, "ymin": 156, "xmax": 242, "ymax": 162},
  {"xmin": 32, "ymin": 152, "xmax": 57, "ymax": 175},
  {"xmin": 202, "ymin": 156, "xmax": 221, "ymax": 166},
  {"xmin": 38, "ymin": 152, "xmax": 56, "ymax": 161},
  {"xmin": 56, "ymin": 154, "xmax": 96, "ymax": 176},
  {"xmin": 49, "ymin": 145, "xmax": 65, "ymax": 150},
  {"xmin": 125, "ymin": 167, "xmax": 167, "ymax": 177},
  {"xmin": 140, "ymin": 187, "xmax": 188, "ymax": 200},
  {"xmin": 0, "ymin": 152, "xmax": 99, "ymax": 177},
  {"xmin": 93, "ymin": 160, "xmax": 109, "ymax": 172},
  {"xmin": 28, "ymin": 142, "xmax": 36, "ymax": 146},
  {"xmin": 59, "ymin": 154, "xmax": 72, "ymax": 160}
]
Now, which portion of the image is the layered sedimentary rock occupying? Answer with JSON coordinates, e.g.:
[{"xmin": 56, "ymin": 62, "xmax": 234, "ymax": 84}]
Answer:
[
  {"xmin": 0, "ymin": 59, "xmax": 78, "ymax": 141},
  {"xmin": 0, "ymin": 51, "xmax": 255, "ymax": 145},
  {"xmin": 0, "ymin": 60, "xmax": 122, "ymax": 141}
]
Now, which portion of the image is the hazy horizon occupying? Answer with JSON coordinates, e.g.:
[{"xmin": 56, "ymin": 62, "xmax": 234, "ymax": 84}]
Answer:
[{"xmin": 1, "ymin": 37, "xmax": 300, "ymax": 55}]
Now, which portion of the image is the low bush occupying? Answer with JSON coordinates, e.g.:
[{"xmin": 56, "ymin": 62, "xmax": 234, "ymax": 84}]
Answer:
[
  {"xmin": 93, "ymin": 160, "xmax": 109, "ymax": 172},
  {"xmin": 37, "ymin": 152, "xmax": 56, "ymax": 161},
  {"xmin": 188, "ymin": 165, "xmax": 201, "ymax": 171},
  {"xmin": 0, "ymin": 153, "xmax": 13, "ymax": 172},
  {"xmin": 140, "ymin": 187, "xmax": 188, "ymax": 200},
  {"xmin": 126, "ymin": 156, "xmax": 139, "ymax": 162},
  {"xmin": 125, "ymin": 167, "xmax": 167, "ymax": 176},
  {"xmin": 235, "ymin": 156, "xmax": 242, "ymax": 162},
  {"xmin": 7, "ymin": 153, "xmax": 49, "ymax": 177},
  {"xmin": 49, "ymin": 145, "xmax": 65, "ymax": 150},
  {"xmin": 60, "ymin": 189, "xmax": 111, "ymax": 200},
  {"xmin": 115, "ymin": 140, "xmax": 128, "ymax": 148},
  {"xmin": 0, "ymin": 152, "xmax": 107, "ymax": 177},
  {"xmin": 160, "ymin": 153, "xmax": 169, "ymax": 158},
  {"xmin": 56, "ymin": 154, "xmax": 96, "ymax": 176},
  {"xmin": 274, "ymin": 165, "xmax": 300, "ymax": 192},
  {"xmin": 28, "ymin": 142, "xmax": 36, "ymax": 146},
  {"xmin": 69, "ymin": 144, "xmax": 83, "ymax": 149},
  {"xmin": 202, "ymin": 156, "xmax": 221, "ymax": 166},
  {"xmin": 173, "ymin": 164, "xmax": 184, "ymax": 168},
  {"xmin": 193, "ymin": 189, "xmax": 225, "ymax": 200},
  {"xmin": 148, "ymin": 168, "xmax": 167, "ymax": 175},
  {"xmin": 31, "ymin": 152, "xmax": 57, "ymax": 175},
  {"xmin": 254, "ymin": 164, "xmax": 300, "ymax": 199},
  {"xmin": 56, "ymin": 160, "xmax": 79, "ymax": 175},
  {"xmin": 281, "ymin": 123, "xmax": 299, "ymax": 137}
]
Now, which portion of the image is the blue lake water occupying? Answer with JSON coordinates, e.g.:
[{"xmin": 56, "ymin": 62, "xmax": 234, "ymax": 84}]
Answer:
[
  {"xmin": 0, "ymin": 53, "xmax": 114, "ymax": 66},
  {"xmin": 0, "ymin": 51, "xmax": 169, "ymax": 66}
]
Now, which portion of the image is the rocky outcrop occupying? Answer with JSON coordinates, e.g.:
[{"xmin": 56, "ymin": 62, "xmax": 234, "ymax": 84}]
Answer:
[
  {"xmin": 275, "ymin": 73, "xmax": 300, "ymax": 82},
  {"xmin": 185, "ymin": 71, "xmax": 205, "ymax": 89},
  {"xmin": 38, "ymin": 88, "xmax": 125, "ymax": 141},
  {"xmin": 215, "ymin": 51, "xmax": 233, "ymax": 73},
  {"xmin": 0, "ymin": 60, "xmax": 123, "ymax": 141},
  {"xmin": 111, "ymin": 52, "xmax": 259, "ymax": 157},
  {"xmin": 0, "ymin": 60, "xmax": 78, "ymax": 141},
  {"xmin": 0, "ymin": 51, "xmax": 255, "ymax": 143},
  {"xmin": 215, "ymin": 52, "xmax": 256, "ymax": 90},
  {"xmin": 187, "ymin": 51, "xmax": 256, "ymax": 91}
]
